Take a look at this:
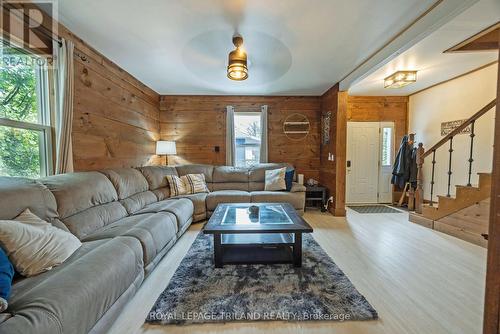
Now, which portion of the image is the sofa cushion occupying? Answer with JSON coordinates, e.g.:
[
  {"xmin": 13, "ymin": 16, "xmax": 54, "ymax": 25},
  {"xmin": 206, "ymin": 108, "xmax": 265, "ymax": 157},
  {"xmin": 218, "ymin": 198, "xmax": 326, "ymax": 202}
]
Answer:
[
  {"xmin": 182, "ymin": 174, "xmax": 209, "ymax": 194},
  {"xmin": 0, "ymin": 177, "xmax": 59, "ymax": 226},
  {"xmin": 165, "ymin": 175, "xmax": 188, "ymax": 197},
  {"xmin": 152, "ymin": 188, "xmax": 171, "ymax": 201},
  {"xmin": 137, "ymin": 166, "xmax": 178, "ymax": 190},
  {"xmin": 62, "ymin": 203, "xmax": 128, "ymax": 240},
  {"xmin": 212, "ymin": 166, "xmax": 249, "ymax": 191},
  {"xmin": 264, "ymin": 167, "xmax": 287, "ymax": 191},
  {"xmin": 206, "ymin": 190, "xmax": 251, "ymax": 211},
  {"xmin": 100, "ymin": 168, "xmax": 157, "ymax": 215},
  {"xmin": 249, "ymin": 163, "xmax": 293, "ymax": 191},
  {"xmin": 83, "ymin": 213, "xmax": 177, "ymax": 268},
  {"xmin": 134, "ymin": 199, "xmax": 194, "ymax": 235},
  {"xmin": 175, "ymin": 164, "xmax": 214, "ymax": 183},
  {"xmin": 0, "ymin": 248, "xmax": 14, "ymax": 312},
  {"xmin": 290, "ymin": 182, "xmax": 307, "ymax": 192},
  {"xmin": 174, "ymin": 193, "xmax": 207, "ymax": 221},
  {"xmin": 100, "ymin": 168, "xmax": 149, "ymax": 200},
  {"xmin": 0, "ymin": 209, "xmax": 82, "ymax": 277},
  {"xmin": 250, "ymin": 191, "xmax": 306, "ymax": 210},
  {"xmin": 119, "ymin": 191, "xmax": 158, "ymax": 215},
  {"xmin": 41, "ymin": 172, "xmax": 128, "ymax": 240},
  {"xmin": 0, "ymin": 237, "xmax": 143, "ymax": 334}
]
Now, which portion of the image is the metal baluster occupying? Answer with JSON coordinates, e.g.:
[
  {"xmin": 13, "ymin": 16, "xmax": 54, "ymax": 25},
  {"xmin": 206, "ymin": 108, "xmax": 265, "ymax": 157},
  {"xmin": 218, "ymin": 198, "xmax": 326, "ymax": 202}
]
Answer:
[
  {"xmin": 430, "ymin": 150, "xmax": 436, "ymax": 206},
  {"xmin": 467, "ymin": 120, "xmax": 475, "ymax": 186},
  {"xmin": 447, "ymin": 137, "xmax": 453, "ymax": 197}
]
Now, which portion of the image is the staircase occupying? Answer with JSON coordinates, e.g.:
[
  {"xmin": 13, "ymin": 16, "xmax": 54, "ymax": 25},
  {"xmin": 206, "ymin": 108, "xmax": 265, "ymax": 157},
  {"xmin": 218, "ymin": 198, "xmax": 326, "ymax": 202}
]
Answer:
[{"xmin": 408, "ymin": 99, "xmax": 496, "ymax": 247}]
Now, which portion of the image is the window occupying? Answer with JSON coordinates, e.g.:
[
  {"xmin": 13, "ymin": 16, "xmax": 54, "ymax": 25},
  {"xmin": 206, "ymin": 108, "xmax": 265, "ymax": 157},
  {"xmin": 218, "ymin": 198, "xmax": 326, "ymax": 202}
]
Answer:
[
  {"xmin": 381, "ymin": 126, "xmax": 393, "ymax": 167},
  {"xmin": 0, "ymin": 46, "xmax": 52, "ymax": 177},
  {"xmin": 234, "ymin": 112, "xmax": 261, "ymax": 168}
]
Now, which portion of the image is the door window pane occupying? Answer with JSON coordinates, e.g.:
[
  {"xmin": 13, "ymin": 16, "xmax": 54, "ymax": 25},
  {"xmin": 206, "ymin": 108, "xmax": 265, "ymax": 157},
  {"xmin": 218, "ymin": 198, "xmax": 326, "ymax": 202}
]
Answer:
[
  {"xmin": 234, "ymin": 113, "xmax": 261, "ymax": 168},
  {"xmin": 381, "ymin": 127, "xmax": 392, "ymax": 166},
  {"xmin": 0, "ymin": 125, "xmax": 45, "ymax": 178}
]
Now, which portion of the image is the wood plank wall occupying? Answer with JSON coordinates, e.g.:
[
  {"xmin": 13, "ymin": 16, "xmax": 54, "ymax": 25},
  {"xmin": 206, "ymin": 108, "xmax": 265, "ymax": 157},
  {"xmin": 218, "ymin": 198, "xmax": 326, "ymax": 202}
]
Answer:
[
  {"xmin": 59, "ymin": 27, "xmax": 162, "ymax": 171},
  {"xmin": 1, "ymin": 3, "xmax": 163, "ymax": 171},
  {"xmin": 347, "ymin": 96, "xmax": 408, "ymax": 145},
  {"xmin": 320, "ymin": 92, "xmax": 408, "ymax": 215},
  {"xmin": 319, "ymin": 85, "xmax": 339, "ymax": 214},
  {"xmin": 159, "ymin": 95, "xmax": 321, "ymax": 180}
]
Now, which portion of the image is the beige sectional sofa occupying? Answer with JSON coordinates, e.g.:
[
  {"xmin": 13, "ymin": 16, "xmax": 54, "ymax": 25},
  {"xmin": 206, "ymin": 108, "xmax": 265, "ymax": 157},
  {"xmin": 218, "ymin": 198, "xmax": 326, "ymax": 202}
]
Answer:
[{"xmin": 0, "ymin": 163, "xmax": 305, "ymax": 334}]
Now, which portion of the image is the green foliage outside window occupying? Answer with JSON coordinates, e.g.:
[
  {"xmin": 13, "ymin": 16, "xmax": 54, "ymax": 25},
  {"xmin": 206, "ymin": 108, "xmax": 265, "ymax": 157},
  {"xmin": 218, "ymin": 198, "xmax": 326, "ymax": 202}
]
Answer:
[
  {"xmin": 0, "ymin": 49, "xmax": 42, "ymax": 177},
  {"xmin": 0, "ymin": 126, "xmax": 41, "ymax": 178}
]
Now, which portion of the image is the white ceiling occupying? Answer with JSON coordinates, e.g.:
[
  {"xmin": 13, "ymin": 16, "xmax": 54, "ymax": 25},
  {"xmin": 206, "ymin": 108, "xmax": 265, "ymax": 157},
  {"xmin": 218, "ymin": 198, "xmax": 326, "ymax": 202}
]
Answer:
[
  {"xmin": 56, "ymin": 0, "xmax": 440, "ymax": 95},
  {"xmin": 348, "ymin": 0, "xmax": 500, "ymax": 96}
]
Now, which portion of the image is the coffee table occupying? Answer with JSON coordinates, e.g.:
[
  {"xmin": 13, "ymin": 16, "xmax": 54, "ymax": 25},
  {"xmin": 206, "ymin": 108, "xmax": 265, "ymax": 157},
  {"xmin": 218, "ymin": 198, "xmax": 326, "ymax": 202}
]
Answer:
[{"xmin": 203, "ymin": 203, "xmax": 313, "ymax": 268}]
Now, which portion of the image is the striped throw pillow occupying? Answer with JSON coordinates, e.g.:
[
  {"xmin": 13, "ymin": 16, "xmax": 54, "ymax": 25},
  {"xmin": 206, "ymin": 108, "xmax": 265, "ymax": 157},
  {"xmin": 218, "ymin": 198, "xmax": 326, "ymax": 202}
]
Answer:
[
  {"xmin": 182, "ymin": 174, "xmax": 209, "ymax": 194},
  {"xmin": 165, "ymin": 175, "xmax": 187, "ymax": 197}
]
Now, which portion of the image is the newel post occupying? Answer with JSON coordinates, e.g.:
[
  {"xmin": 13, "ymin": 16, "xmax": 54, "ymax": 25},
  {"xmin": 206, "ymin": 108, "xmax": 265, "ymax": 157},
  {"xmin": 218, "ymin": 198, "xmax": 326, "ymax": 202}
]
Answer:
[{"xmin": 415, "ymin": 143, "xmax": 425, "ymax": 214}]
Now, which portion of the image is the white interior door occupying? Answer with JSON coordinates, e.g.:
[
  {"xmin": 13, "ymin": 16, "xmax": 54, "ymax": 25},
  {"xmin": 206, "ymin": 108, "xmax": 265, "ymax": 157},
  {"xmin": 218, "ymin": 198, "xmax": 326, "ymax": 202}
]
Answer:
[
  {"xmin": 346, "ymin": 122, "xmax": 380, "ymax": 204},
  {"xmin": 378, "ymin": 122, "xmax": 395, "ymax": 203}
]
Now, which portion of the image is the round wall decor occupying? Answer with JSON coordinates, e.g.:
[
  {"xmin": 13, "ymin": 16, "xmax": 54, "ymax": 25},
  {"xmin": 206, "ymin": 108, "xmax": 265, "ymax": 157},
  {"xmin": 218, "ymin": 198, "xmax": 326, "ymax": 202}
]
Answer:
[{"xmin": 283, "ymin": 113, "xmax": 310, "ymax": 141}]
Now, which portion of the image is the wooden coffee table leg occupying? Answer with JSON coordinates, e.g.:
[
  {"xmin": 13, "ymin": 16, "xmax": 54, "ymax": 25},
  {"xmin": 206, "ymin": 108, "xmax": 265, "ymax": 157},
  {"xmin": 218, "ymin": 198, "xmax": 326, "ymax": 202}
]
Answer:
[
  {"xmin": 293, "ymin": 233, "xmax": 302, "ymax": 267},
  {"xmin": 214, "ymin": 233, "xmax": 223, "ymax": 268}
]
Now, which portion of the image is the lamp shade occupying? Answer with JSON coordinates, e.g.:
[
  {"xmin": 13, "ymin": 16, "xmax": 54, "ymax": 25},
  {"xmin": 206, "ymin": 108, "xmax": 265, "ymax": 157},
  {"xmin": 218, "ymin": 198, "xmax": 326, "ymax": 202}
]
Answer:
[
  {"xmin": 227, "ymin": 35, "xmax": 248, "ymax": 81},
  {"xmin": 156, "ymin": 141, "xmax": 177, "ymax": 155}
]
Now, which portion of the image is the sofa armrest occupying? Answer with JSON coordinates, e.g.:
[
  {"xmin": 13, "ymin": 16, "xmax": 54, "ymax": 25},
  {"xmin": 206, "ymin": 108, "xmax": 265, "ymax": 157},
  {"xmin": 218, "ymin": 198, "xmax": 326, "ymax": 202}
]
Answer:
[{"xmin": 290, "ymin": 182, "xmax": 306, "ymax": 193}]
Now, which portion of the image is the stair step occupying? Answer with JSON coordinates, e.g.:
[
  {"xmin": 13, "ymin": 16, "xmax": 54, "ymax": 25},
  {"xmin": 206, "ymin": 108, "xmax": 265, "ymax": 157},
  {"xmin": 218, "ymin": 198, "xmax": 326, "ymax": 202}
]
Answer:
[
  {"xmin": 436, "ymin": 195, "xmax": 457, "ymax": 210},
  {"xmin": 409, "ymin": 212, "xmax": 433, "ymax": 228},
  {"xmin": 478, "ymin": 173, "xmax": 492, "ymax": 189}
]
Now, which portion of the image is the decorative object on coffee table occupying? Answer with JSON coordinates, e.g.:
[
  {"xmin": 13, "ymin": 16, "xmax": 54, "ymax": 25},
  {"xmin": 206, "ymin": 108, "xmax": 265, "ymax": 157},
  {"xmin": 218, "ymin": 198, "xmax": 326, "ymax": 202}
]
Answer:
[{"xmin": 203, "ymin": 203, "xmax": 313, "ymax": 268}]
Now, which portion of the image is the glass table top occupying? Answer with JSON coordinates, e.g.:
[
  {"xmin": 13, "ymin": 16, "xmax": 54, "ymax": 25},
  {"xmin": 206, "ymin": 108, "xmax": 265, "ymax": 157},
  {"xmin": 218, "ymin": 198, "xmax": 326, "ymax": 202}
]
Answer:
[{"xmin": 221, "ymin": 204, "xmax": 293, "ymax": 225}]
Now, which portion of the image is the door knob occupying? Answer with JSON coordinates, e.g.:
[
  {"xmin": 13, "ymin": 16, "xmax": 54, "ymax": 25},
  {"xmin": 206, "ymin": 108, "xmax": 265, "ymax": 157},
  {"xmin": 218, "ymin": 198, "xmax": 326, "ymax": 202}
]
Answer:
[{"xmin": 347, "ymin": 160, "xmax": 351, "ymax": 168}]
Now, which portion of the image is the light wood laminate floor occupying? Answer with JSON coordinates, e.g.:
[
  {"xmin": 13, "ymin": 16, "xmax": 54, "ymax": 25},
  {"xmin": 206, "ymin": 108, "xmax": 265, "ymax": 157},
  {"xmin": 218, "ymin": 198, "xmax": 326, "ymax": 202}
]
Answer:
[{"xmin": 108, "ymin": 208, "xmax": 487, "ymax": 334}]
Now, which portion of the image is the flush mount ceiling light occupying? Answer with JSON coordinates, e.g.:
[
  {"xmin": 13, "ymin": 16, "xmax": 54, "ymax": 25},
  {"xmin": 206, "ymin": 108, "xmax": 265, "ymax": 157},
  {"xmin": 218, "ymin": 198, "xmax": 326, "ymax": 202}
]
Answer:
[
  {"xmin": 227, "ymin": 35, "xmax": 248, "ymax": 81},
  {"xmin": 384, "ymin": 70, "xmax": 417, "ymax": 88}
]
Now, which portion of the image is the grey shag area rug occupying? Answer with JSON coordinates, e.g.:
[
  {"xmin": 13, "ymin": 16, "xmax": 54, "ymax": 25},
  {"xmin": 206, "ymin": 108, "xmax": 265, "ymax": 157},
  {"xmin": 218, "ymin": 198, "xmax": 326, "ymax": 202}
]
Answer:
[
  {"xmin": 349, "ymin": 205, "xmax": 402, "ymax": 214},
  {"xmin": 146, "ymin": 233, "xmax": 378, "ymax": 325}
]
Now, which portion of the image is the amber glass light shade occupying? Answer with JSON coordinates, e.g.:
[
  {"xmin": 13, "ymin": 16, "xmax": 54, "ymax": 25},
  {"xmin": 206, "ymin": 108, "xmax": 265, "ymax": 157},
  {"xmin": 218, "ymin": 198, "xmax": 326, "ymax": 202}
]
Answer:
[{"xmin": 227, "ymin": 36, "xmax": 248, "ymax": 81}]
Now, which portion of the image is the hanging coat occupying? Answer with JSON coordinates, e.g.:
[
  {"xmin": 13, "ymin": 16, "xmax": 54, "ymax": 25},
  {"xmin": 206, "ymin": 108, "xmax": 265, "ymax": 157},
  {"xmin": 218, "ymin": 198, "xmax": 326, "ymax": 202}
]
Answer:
[{"xmin": 391, "ymin": 135, "xmax": 412, "ymax": 189}]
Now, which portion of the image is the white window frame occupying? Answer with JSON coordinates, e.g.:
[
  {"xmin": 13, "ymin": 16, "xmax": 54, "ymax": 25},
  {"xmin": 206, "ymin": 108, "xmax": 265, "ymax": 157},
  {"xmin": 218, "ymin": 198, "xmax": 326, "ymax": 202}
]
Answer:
[
  {"xmin": 234, "ymin": 111, "xmax": 262, "ymax": 168},
  {"xmin": 0, "ymin": 48, "xmax": 54, "ymax": 177}
]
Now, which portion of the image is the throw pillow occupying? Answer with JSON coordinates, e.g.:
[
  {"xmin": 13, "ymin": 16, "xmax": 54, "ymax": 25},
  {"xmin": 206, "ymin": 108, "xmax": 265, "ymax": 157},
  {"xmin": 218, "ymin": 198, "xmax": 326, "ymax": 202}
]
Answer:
[
  {"xmin": 264, "ymin": 167, "xmax": 287, "ymax": 191},
  {"xmin": 0, "ymin": 247, "xmax": 14, "ymax": 312},
  {"xmin": 0, "ymin": 209, "xmax": 82, "ymax": 277},
  {"xmin": 182, "ymin": 174, "xmax": 209, "ymax": 194},
  {"xmin": 166, "ymin": 175, "xmax": 187, "ymax": 197},
  {"xmin": 285, "ymin": 169, "xmax": 295, "ymax": 192}
]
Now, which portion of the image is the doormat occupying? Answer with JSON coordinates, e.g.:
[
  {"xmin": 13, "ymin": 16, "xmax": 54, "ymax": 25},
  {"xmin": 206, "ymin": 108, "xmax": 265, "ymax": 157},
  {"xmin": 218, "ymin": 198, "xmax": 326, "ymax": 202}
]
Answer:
[{"xmin": 348, "ymin": 205, "xmax": 402, "ymax": 214}]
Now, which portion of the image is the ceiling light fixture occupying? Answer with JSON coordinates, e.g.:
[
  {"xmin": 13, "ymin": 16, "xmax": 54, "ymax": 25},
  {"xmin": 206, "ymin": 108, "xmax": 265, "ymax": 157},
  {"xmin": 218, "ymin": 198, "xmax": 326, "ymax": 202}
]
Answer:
[
  {"xmin": 384, "ymin": 70, "xmax": 417, "ymax": 88},
  {"xmin": 227, "ymin": 35, "xmax": 248, "ymax": 81}
]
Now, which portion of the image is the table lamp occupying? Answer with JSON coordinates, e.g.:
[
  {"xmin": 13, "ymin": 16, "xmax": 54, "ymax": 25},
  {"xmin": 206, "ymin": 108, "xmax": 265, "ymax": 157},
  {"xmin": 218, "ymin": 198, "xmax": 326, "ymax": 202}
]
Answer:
[{"xmin": 156, "ymin": 141, "xmax": 177, "ymax": 165}]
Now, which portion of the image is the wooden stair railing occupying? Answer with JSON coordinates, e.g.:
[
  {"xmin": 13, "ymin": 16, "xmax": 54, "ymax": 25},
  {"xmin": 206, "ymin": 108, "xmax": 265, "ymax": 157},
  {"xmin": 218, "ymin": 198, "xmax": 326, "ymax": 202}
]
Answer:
[{"xmin": 415, "ymin": 99, "xmax": 497, "ymax": 214}]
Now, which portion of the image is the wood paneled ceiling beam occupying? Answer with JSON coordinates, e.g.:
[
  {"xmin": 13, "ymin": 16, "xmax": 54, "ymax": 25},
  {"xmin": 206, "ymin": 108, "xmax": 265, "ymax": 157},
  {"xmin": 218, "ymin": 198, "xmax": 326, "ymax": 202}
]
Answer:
[
  {"xmin": 445, "ymin": 22, "xmax": 499, "ymax": 53},
  {"xmin": 338, "ymin": 0, "xmax": 479, "ymax": 91}
]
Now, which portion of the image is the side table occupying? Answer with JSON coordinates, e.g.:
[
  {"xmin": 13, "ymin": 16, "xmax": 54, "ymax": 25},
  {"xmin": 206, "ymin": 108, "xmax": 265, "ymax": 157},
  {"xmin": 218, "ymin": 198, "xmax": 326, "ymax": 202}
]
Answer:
[{"xmin": 305, "ymin": 185, "xmax": 327, "ymax": 212}]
